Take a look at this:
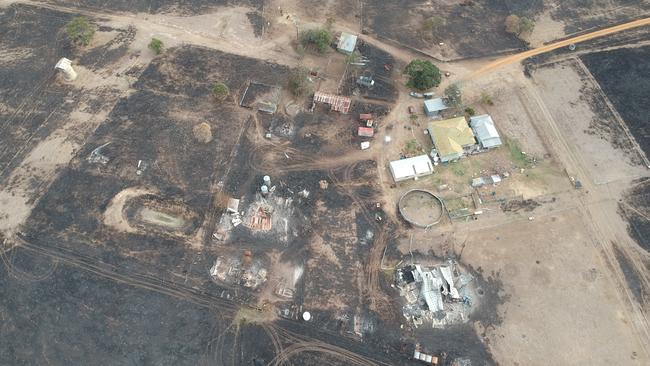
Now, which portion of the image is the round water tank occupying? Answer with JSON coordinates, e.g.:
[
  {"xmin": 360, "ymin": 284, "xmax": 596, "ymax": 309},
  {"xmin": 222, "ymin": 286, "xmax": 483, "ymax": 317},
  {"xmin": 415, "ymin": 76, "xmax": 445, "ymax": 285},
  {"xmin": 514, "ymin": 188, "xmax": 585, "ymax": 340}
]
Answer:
[
  {"xmin": 302, "ymin": 311, "xmax": 311, "ymax": 321},
  {"xmin": 261, "ymin": 185, "xmax": 269, "ymax": 194},
  {"xmin": 263, "ymin": 175, "xmax": 271, "ymax": 186}
]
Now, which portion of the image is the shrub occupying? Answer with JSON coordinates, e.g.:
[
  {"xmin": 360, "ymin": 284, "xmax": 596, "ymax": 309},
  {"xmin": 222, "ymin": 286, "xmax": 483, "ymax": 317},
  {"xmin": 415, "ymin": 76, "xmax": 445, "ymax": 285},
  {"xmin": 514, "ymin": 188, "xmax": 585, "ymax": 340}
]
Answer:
[
  {"xmin": 65, "ymin": 17, "xmax": 95, "ymax": 46},
  {"xmin": 480, "ymin": 92, "xmax": 494, "ymax": 106},
  {"xmin": 404, "ymin": 59, "xmax": 441, "ymax": 91},
  {"xmin": 300, "ymin": 28, "xmax": 332, "ymax": 54},
  {"xmin": 464, "ymin": 107, "xmax": 476, "ymax": 116},
  {"xmin": 212, "ymin": 83, "xmax": 230, "ymax": 101},
  {"xmin": 444, "ymin": 83, "xmax": 462, "ymax": 109},
  {"xmin": 193, "ymin": 123, "xmax": 213, "ymax": 143},
  {"xmin": 420, "ymin": 16, "xmax": 445, "ymax": 40},
  {"xmin": 288, "ymin": 67, "xmax": 312, "ymax": 97},
  {"xmin": 148, "ymin": 38, "xmax": 164, "ymax": 54}
]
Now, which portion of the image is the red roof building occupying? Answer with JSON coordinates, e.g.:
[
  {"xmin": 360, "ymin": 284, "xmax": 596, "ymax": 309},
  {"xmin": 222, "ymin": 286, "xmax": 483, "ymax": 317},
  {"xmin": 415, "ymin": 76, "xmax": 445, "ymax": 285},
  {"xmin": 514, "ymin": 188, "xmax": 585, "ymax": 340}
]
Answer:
[{"xmin": 358, "ymin": 127, "xmax": 374, "ymax": 137}]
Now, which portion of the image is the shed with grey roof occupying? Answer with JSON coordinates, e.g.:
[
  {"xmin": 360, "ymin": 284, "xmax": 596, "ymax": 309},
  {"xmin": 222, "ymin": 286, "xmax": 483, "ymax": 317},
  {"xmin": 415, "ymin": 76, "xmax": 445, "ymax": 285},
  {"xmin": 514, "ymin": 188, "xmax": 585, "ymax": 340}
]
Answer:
[
  {"xmin": 424, "ymin": 98, "xmax": 448, "ymax": 117},
  {"xmin": 470, "ymin": 114, "xmax": 502, "ymax": 149}
]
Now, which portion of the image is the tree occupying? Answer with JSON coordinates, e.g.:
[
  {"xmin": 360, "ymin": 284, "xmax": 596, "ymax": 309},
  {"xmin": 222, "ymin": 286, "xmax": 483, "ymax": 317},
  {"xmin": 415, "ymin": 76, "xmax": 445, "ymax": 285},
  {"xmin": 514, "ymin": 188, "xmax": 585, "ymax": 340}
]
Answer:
[
  {"xmin": 193, "ymin": 123, "xmax": 213, "ymax": 143},
  {"xmin": 148, "ymin": 38, "xmax": 164, "ymax": 54},
  {"xmin": 288, "ymin": 67, "xmax": 312, "ymax": 97},
  {"xmin": 212, "ymin": 83, "xmax": 229, "ymax": 101},
  {"xmin": 404, "ymin": 59, "xmax": 441, "ymax": 91},
  {"xmin": 519, "ymin": 17, "xmax": 535, "ymax": 35},
  {"xmin": 444, "ymin": 83, "xmax": 462, "ymax": 109},
  {"xmin": 464, "ymin": 107, "xmax": 476, "ymax": 116},
  {"xmin": 65, "ymin": 17, "xmax": 95, "ymax": 46},
  {"xmin": 300, "ymin": 28, "xmax": 332, "ymax": 54},
  {"xmin": 505, "ymin": 14, "xmax": 535, "ymax": 37}
]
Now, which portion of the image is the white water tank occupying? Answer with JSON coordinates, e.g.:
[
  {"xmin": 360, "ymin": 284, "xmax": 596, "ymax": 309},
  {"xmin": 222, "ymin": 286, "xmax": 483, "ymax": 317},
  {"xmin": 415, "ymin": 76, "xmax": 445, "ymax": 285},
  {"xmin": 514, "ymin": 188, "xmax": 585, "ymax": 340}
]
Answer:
[
  {"xmin": 55, "ymin": 58, "xmax": 77, "ymax": 81},
  {"xmin": 302, "ymin": 311, "xmax": 311, "ymax": 321}
]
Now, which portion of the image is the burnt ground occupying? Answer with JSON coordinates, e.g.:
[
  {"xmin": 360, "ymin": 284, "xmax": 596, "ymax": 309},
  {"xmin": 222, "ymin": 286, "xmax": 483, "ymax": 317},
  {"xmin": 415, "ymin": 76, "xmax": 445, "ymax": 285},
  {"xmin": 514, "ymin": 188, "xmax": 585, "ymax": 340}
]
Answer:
[
  {"xmin": 0, "ymin": 4, "xmax": 498, "ymax": 362},
  {"xmin": 0, "ymin": 5, "xmax": 74, "ymax": 179},
  {"xmin": 0, "ymin": 4, "xmax": 143, "ymax": 185},
  {"xmin": 22, "ymin": 44, "xmax": 291, "ymax": 297},
  {"xmin": 613, "ymin": 242, "xmax": 646, "ymax": 305},
  {"xmin": 362, "ymin": 0, "xmax": 543, "ymax": 59},
  {"xmin": 0, "ymin": 246, "xmax": 224, "ymax": 365},
  {"xmin": 342, "ymin": 40, "xmax": 398, "ymax": 102},
  {"xmin": 581, "ymin": 46, "xmax": 650, "ymax": 159},
  {"xmin": 551, "ymin": 0, "xmax": 650, "ymax": 33},
  {"xmin": 1, "ymin": 41, "xmax": 427, "ymax": 364},
  {"xmin": 620, "ymin": 179, "xmax": 650, "ymax": 254},
  {"xmin": 40, "ymin": 0, "xmax": 264, "ymax": 14}
]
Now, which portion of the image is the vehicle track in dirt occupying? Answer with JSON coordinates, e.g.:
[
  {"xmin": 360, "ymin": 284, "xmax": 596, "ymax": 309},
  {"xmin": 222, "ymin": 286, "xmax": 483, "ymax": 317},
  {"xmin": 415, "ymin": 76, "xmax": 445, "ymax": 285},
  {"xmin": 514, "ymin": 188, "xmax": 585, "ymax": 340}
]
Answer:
[
  {"xmin": 518, "ymin": 78, "xmax": 650, "ymax": 359},
  {"xmin": 13, "ymin": 235, "xmax": 241, "ymax": 312}
]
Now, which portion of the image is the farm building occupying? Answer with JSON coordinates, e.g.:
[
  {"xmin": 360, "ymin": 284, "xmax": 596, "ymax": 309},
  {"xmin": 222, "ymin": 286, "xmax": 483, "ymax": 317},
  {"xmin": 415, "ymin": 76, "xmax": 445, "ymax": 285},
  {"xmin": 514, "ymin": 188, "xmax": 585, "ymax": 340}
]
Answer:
[
  {"xmin": 423, "ymin": 98, "xmax": 448, "ymax": 117},
  {"xmin": 427, "ymin": 117, "xmax": 476, "ymax": 163},
  {"xmin": 337, "ymin": 32, "xmax": 358, "ymax": 54},
  {"xmin": 358, "ymin": 127, "xmax": 374, "ymax": 137},
  {"xmin": 313, "ymin": 91, "xmax": 351, "ymax": 113},
  {"xmin": 470, "ymin": 114, "xmax": 502, "ymax": 149},
  {"xmin": 389, "ymin": 155, "xmax": 434, "ymax": 182}
]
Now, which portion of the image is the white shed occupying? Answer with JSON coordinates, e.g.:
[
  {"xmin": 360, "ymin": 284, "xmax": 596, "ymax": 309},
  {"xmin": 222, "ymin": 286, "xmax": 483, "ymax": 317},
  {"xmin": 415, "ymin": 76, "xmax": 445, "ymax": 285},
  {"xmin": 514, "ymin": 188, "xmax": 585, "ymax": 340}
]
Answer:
[{"xmin": 389, "ymin": 154, "xmax": 434, "ymax": 182}]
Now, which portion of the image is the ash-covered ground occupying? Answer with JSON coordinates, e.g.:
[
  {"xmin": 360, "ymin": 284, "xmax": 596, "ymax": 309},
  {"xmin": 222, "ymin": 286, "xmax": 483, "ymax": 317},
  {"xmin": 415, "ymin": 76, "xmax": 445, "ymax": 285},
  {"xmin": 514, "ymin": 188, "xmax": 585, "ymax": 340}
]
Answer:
[{"xmin": 40, "ymin": 0, "xmax": 264, "ymax": 14}]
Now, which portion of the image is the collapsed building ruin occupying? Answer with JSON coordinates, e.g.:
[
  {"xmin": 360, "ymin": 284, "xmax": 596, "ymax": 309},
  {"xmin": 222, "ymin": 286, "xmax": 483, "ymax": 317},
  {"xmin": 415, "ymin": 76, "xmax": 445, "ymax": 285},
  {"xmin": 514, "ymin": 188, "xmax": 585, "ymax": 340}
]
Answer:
[
  {"xmin": 396, "ymin": 261, "xmax": 474, "ymax": 328},
  {"xmin": 210, "ymin": 254, "xmax": 268, "ymax": 290}
]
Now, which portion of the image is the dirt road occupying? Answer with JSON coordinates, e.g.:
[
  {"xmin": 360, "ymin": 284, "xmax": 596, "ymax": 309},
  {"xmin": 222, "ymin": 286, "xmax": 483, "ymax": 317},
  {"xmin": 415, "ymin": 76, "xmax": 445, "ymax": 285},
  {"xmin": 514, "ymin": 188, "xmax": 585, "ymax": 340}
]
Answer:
[{"xmin": 469, "ymin": 17, "xmax": 650, "ymax": 78}]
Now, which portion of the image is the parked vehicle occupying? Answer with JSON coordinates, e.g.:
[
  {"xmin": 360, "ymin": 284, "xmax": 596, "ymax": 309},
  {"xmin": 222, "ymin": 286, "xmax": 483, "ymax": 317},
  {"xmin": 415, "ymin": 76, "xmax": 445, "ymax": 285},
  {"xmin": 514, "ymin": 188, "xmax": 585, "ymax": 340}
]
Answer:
[{"xmin": 409, "ymin": 92, "xmax": 424, "ymax": 98}]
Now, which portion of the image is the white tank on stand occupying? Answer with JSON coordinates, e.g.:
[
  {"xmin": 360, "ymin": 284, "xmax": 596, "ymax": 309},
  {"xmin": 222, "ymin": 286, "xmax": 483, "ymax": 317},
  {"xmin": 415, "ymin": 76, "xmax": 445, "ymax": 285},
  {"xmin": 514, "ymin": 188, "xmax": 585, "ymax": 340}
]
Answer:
[
  {"xmin": 263, "ymin": 175, "xmax": 271, "ymax": 187},
  {"xmin": 55, "ymin": 58, "xmax": 77, "ymax": 81},
  {"xmin": 261, "ymin": 185, "xmax": 269, "ymax": 196}
]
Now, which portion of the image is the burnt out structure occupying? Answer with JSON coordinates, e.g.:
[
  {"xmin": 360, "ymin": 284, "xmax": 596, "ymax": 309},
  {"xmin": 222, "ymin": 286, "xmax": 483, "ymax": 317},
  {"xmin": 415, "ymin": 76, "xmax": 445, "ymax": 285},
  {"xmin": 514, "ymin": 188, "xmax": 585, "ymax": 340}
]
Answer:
[{"xmin": 396, "ymin": 261, "xmax": 475, "ymax": 328}]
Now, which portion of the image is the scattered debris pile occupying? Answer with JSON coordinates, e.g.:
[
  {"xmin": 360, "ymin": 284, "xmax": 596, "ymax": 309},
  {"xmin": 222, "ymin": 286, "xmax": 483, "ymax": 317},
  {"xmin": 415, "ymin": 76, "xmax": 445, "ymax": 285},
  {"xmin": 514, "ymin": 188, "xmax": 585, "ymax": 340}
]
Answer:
[
  {"xmin": 210, "ymin": 253, "xmax": 268, "ymax": 290},
  {"xmin": 87, "ymin": 142, "xmax": 111, "ymax": 165},
  {"xmin": 413, "ymin": 344, "xmax": 439, "ymax": 365},
  {"xmin": 396, "ymin": 261, "xmax": 474, "ymax": 328},
  {"xmin": 214, "ymin": 176, "xmax": 299, "ymax": 242}
]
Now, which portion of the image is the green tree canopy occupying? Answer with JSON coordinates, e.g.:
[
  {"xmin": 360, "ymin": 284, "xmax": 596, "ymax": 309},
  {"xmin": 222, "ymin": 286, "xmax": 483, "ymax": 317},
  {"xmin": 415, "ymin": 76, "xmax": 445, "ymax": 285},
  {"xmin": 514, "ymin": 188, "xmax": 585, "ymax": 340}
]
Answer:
[
  {"xmin": 444, "ymin": 83, "xmax": 463, "ymax": 109},
  {"xmin": 505, "ymin": 14, "xmax": 535, "ymax": 37},
  {"xmin": 65, "ymin": 17, "xmax": 95, "ymax": 46},
  {"xmin": 404, "ymin": 59, "xmax": 441, "ymax": 91},
  {"xmin": 300, "ymin": 28, "xmax": 332, "ymax": 54},
  {"xmin": 148, "ymin": 38, "xmax": 164, "ymax": 55},
  {"xmin": 212, "ymin": 83, "xmax": 230, "ymax": 101}
]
